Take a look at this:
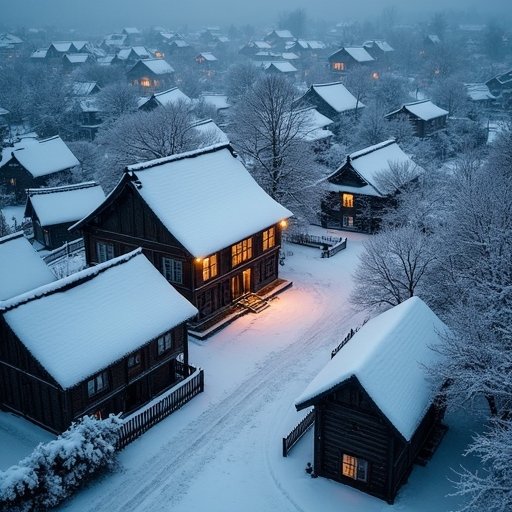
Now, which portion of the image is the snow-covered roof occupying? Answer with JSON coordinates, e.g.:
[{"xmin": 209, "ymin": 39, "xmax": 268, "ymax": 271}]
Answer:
[
  {"xmin": 145, "ymin": 87, "xmax": 191, "ymax": 108},
  {"xmin": 269, "ymin": 30, "xmax": 294, "ymax": 39},
  {"xmin": 465, "ymin": 83, "xmax": 497, "ymax": 101},
  {"xmin": 1, "ymin": 250, "xmax": 198, "ymax": 389},
  {"xmin": 72, "ymin": 81, "xmax": 100, "ymax": 97},
  {"xmin": 310, "ymin": 82, "xmax": 363, "ymax": 113},
  {"xmin": 295, "ymin": 297, "xmax": 448, "ymax": 441},
  {"xmin": 298, "ymin": 108, "xmax": 334, "ymax": 142},
  {"xmin": 116, "ymin": 48, "xmax": 131, "ymax": 60},
  {"xmin": 427, "ymin": 34, "xmax": 441, "ymax": 44},
  {"xmin": 192, "ymin": 119, "xmax": 229, "ymax": 145},
  {"xmin": 282, "ymin": 52, "xmax": 300, "ymax": 60},
  {"xmin": 80, "ymin": 145, "xmax": 291, "ymax": 257},
  {"xmin": 171, "ymin": 39, "xmax": 190, "ymax": 48},
  {"xmin": 342, "ymin": 46, "xmax": 375, "ymax": 62},
  {"xmin": 30, "ymin": 48, "xmax": 47, "ymax": 59},
  {"xmin": 0, "ymin": 107, "xmax": 9, "ymax": 116},
  {"xmin": 265, "ymin": 61, "xmax": 297, "ymax": 73},
  {"xmin": 294, "ymin": 40, "xmax": 326, "ymax": 50},
  {"xmin": 0, "ymin": 33, "xmax": 23, "ymax": 45},
  {"xmin": 134, "ymin": 58, "xmax": 175, "ymax": 75},
  {"xmin": 131, "ymin": 46, "xmax": 151, "ymax": 57},
  {"xmin": 26, "ymin": 182, "xmax": 105, "ymax": 227},
  {"xmin": 123, "ymin": 27, "xmax": 141, "ymax": 34},
  {"xmin": 64, "ymin": 53, "xmax": 90, "ymax": 64},
  {"xmin": 0, "ymin": 232, "xmax": 56, "ymax": 301},
  {"xmin": 200, "ymin": 94, "xmax": 230, "ymax": 111},
  {"xmin": 251, "ymin": 41, "xmax": 272, "ymax": 49},
  {"xmin": 10, "ymin": 136, "xmax": 80, "ymax": 178},
  {"xmin": 386, "ymin": 100, "xmax": 449, "ymax": 121},
  {"xmin": 363, "ymin": 40, "xmax": 394, "ymax": 52},
  {"xmin": 197, "ymin": 52, "xmax": 217, "ymax": 61}
]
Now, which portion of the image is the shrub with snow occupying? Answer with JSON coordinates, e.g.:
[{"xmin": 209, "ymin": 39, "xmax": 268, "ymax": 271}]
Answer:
[{"xmin": 0, "ymin": 414, "xmax": 122, "ymax": 511}]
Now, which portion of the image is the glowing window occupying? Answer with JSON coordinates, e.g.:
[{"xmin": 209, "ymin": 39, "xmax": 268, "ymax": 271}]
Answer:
[
  {"xmin": 342, "ymin": 193, "xmax": 354, "ymax": 208},
  {"xmin": 342, "ymin": 454, "xmax": 368, "ymax": 482},
  {"xmin": 140, "ymin": 78, "xmax": 151, "ymax": 87},
  {"xmin": 333, "ymin": 62, "xmax": 345, "ymax": 71},
  {"xmin": 232, "ymin": 238, "xmax": 253, "ymax": 267},
  {"xmin": 262, "ymin": 227, "xmax": 275, "ymax": 251},
  {"xmin": 202, "ymin": 254, "xmax": 218, "ymax": 281}
]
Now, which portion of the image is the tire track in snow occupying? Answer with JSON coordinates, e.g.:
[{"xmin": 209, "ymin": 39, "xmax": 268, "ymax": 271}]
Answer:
[{"xmin": 77, "ymin": 291, "xmax": 358, "ymax": 512}]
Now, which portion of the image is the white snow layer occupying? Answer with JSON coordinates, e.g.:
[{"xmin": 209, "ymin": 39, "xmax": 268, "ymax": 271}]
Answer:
[
  {"xmin": 343, "ymin": 46, "xmax": 375, "ymax": 62},
  {"xmin": 0, "ymin": 232, "xmax": 56, "ymax": 300},
  {"xmin": 312, "ymin": 82, "xmax": 363, "ymax": 113},
  {"xmin": 139, "ymin": 58, "xmax": 175, "ymax": 75},
  {"xmin": 11, "ymin": 136, "xmax": 80, "ymax": 178},
  {"xmin": 126, "ymin": 146, "xmax": 292, "ymax": 257},
  {"xmin": 28, "ymin": 183, "xmax": 105, "ymax": 227},
  {"xmin": 295, "ymin": 296, "xmax": 448, "ymax": 441},
  {"xmin": 391, "ymin": 100, "xmax": 449, "ymax": 121},
  {"xmin": 2, "ymin": 251, "xmax": 198, "ymax": 389}
]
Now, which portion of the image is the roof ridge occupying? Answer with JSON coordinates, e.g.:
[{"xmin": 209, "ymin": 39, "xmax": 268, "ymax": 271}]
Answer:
[
  {"xmin": 312, "ymin": 81, "xmax": 344, "ymax": 88},
  {"xmin": 1, "ymin": 249, "xmax": 142, "ymax": 313},
  {"xmin": 0, "ymin": 230, "xmax": 24, "ymax": 245},
  {"xmin": 125, "ymin": 143, "xmax": 234, "ymax": 172},
  {"xmin": 350, "ymin": 139, "xmax": 397, "ymax": 160},
  {"xmin": 27, "ymin": 181, "xmax": 99, "ymax": 196}
]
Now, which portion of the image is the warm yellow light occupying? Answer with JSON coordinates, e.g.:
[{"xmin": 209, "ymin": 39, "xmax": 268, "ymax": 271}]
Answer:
[
  {"xmin": 279, "ymin": 220, "xmax": 288, "ymax": 229},
  {"xmin": 372, "ymin": 71, "xmax": 380, "ymax": 80},
  {"xmin": 195, "ymin": 257, "xmax": 202, "ymax": 263}
]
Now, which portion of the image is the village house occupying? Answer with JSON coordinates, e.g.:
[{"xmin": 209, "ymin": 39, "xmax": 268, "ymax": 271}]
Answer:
[
  {"xmin": 295, "ymin": 81, "xmax": 364, "ymax": 120},
  {"xmin": 100, "ymin": 33, "xmax": 128, "ymax": 52},
  {"xmin": 138, "ymin": 86, "xmax": 191, "ymax": 111},
  {"xmin": 385, "ymin": 100, "xmax": 448, "ymax": 138},
  {"xmin": 24, "ymin": 182, "xmax": 105, "ymax": 250},
  {"xmin": 485, "ymin": 69, "xmax": 512, "ymax": 108},
  {"xmin": 265, "ymin": 30, "xmax": 295, "ymax": 50},
  {"xmin": 127, "ymin": 58, "xmax": 175, "ymax": 92},
  {"xmin": 122, "ymin": 27, "xmax": 143, "ymax": 45},
  {"xmin": 71, "ymin": 144, "xmax": 292, "ymax": 333},
  {"xmin": 264, "ymin": 61, "xmax": 298, "ymax": 79},
  {"xmin": 114, "ymin": 46, "xmax": 152, "ymax": 65},
  {"xmin": 328, "ymin": 46, "xmax": 375, "ymax": 73},
  {"xmin": 0, "ymin": 249, "xmax": 198, "ymax": 433},
  {"xmin": 362, "ymin": 40, "xmax": 395, "ymax": 60},
  {"xmin": 295, "ymin": 297, "xmax": 448, "ymax": 504},
  {"xmin": 195, "ymin": 52, "xmax": 219, "ymax": 76},
  {"xmin": 167, "ymin": 39, "xmax": 194, "ymax": 61},
  {"xmin": 321, "ymin": 139, "xmax": 421, "ymax": 232},
  {"xmin": 0, "ymin": 231, "xmax": 56, "ymax": 301},
  {"xmin": 0, "ymin": 136, "xmax": 80, "ymax": 201},
  {"xmin": 45, "ymin": 41, "xmax": 90, "ymax": 60},
  {"xmin": 239, "ymin": 40, "xmax": 272, "ymax": 56},
  {"xmin": 199, "ymin": 93, "xmax": 231, "ymax": 123},
  {"xmin": 62, "ymin": 53, "xmax": 94, "ymax": 70},
  {"xmin": 0, "ymin": 33, "xmax": 24, "ymax": 59}
]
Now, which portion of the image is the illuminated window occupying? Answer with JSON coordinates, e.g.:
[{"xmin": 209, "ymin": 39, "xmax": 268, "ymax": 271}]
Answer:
[
  {"xmin": 162, "ymin": 257, "xmax": 183, "ymax": 284},
  {"xmin": 262, "ymin": 227, "xmax": 275, "ymax": 251},
  {"xmin": 333, "ymin": 62, "xmax": 345, "ymax": 71},
  {"xmin": 342, "ymin": 454, "xmax": 368, "ymax": 482},
  {"xmin": 371, "ymin": 71, "xmax": 380, "ymax": 80},
  {"xmin": 343, "ymin": 215, "xmax": 354, "ymax": 228},
  {"xmin": 232, "ymin": 237, "xmax": 252, "ymax": 267},
  {"xmin": 87, "ymin": 371, "xmax": 109, "ymax": 397},
  {"xmin": 342, "ymin": 193, "xmax": 354, "ymax": 208},
  {"xmin": 157, "ymin": 332, "xmax": 172, "ymax": 355},
  {"xmin": 202, "ymin": 254, "xmax": 218, "ymax": 281},
  {"xmin": 140, "ymin": 78, "xmax": 151, "ymax": 87}
]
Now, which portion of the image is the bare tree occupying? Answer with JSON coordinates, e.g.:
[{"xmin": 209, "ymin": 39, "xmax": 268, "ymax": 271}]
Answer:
[
  {"xmin": 225, "ymin": 63, "xmax": 262, "ymax": 103},
  {"xmin": 229, "ymin": 74, "xmax": 325, "ymax": 219},
  {"xmin": 350, "ymin": 226, "xmax": 436, "ymax": 312},
  {"xmin": 95, "ymin": 82, "xmax": 139, "ymax": 123}
]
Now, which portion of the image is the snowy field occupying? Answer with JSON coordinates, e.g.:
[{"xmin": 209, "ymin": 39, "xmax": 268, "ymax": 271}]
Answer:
[{"xmin": 2, "ymin": 227, "xmax": 478, "ymax": 512}]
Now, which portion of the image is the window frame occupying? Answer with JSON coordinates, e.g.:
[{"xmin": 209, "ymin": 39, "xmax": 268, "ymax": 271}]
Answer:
[
  {"xmin": 95, "ymin": 241, "xmax": 114, "ymax": 263},
  {"xmin": 342, "ymin": 193, "xmax": 354, "ymax": 208},
  {"xmin": 87, "ymin": 370, "xmax": 109, "ymax": 397},
  {"xmin": 202, "ymin": 254, "xmax": 218, "ymax": 281},
  {"xmin": 157, "ymin": 332, "xmax": 173, "ymax": 356},
  {"xmin": 342, "ymin": 454, "xmax": 368, "ymax": 483},
  {"xmin": 262, "ymin": 227, "xmax": 276, "ymax": 251},
  {"xmin": 343, "ymin": 215, "xmax": 354, "ymax": 228},
  {"xmin": 162, "ymin": 256, "xmax": 183, "ymax": 284},
  {"xmin": 127, "ymin": 351, "xmax": 142, "ymax": 369},
  {"xmin": 231, "ymin": 237, "xmax": 253, "ymax": 268}
]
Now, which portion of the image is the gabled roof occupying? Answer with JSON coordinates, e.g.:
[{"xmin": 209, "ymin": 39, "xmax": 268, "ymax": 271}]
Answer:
[
  {"xmin": 326, "ymin": 139, "xmax": 420, "ymax": 196},
  {"xmin": 140, "ymin": 87, "xmax": 191, "ymax": 109},
  {"xmin": 192, "ymin": 119, "xmax": 229, "ymax": 145},
  {"xmin": 0, "ymin": 106, "xmax": 9, "ymax": 116},
  {"xmin": 123, "ymin": 27, "xmax": 141, "ymax": 34},
  {"xmin": 264, "ymin": 61, "xmax": 297, "ymax": 73},
  {"xmin": 9, "ymin": 136, "xmax": 80, "ymax": 178},
  {"xmin": 465, "ymin": 83, "xmax": 497, "ymax": 101},
  {"xmin": 0, "ymin": 33, "xmax": 23, "ymax": 45},
  {"xmin": 295, "ymin": 297, "xmax": 448, "ymax": 441},
  {"xmin": 63, "ymin": 53, "xmax": 91, "ymax": 64},
  {"xmin": 73, "ymin": 145, "xmax": 292, "ymax": 257},
  {"xmin": 267, "ymin": 29, "xmax": 294, "ymax": 39},
  {"xmin": 130, "ymin": 58, "xmax": 175, "ymax": 75},
  {"xmin": 72, "ymin": 81, "xmax": 100, "ymax": 97},
  {"xmin": 1, "ymin": 250, "xmax": 198, "ymax": 390},
  {"xmin": 200, "ymin": 94, "xmax": 230, "ymax": 111},
  {"xmin": 25, "ymin": 182, "xmax": 105, "ymax": 227},
  {"xmin": 363, "ymin": 40, "xmax": 394, "ymax": 52},
  {"xmin": 30, "ymin": 48, "xmax": 47, "ymax": 59},
  {"xmin": 197, "ymin": 52, "xmax": 217, "ymax": 61},
  {"xmin": 386, "ymin": 100, "xmax": 449, "ymax": 121},
  {"xmin": 308, "ymin": 81, "xmax": 363, "ymax": 113},
  {"xmin": 298, "ymin": 108, "xmax": 334, "ymax": 142},
  {"xmin": 330, "ymin": 46, "xmax": 375, "ymax": 63},
  {"xmin": 0, "ymin": 232, "xmax": 56, "ymax": 301}
]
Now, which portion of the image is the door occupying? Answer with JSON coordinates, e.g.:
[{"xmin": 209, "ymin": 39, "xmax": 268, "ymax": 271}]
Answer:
[{"xmin": 243, "ymin": 268, "xmax": 251, "ymax": 294}]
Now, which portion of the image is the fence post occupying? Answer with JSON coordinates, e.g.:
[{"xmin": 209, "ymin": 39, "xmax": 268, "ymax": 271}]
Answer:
[
  {"xmin": 282, "ymin": 437, "xmax": 288, "ymax": 457},
  {"xmin": 199, "ymin": 369, "xmax": 204, "ymax": 392}
]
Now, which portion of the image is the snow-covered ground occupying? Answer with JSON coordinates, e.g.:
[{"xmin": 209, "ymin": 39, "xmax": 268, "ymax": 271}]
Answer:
[{"xmin": 5, "ymin": 227, "xmax": 477, "ymax": 512}]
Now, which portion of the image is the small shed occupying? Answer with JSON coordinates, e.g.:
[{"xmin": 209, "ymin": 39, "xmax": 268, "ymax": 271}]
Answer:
[
  {"xmin": 24, "ymin": 182, "xmax": 105, "ymax": 250},
  {"xmin": 295, "ymin": 297, "xmax": 448, "ymax": 503},
  {"xmin": 385, "ymin": 100, "xmax": 448, "ymax": 138}
]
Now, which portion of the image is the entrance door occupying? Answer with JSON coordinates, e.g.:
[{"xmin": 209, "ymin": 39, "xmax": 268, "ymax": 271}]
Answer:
[
  {"xmin": 231, "ymin": 269, "xmax": 252, "ymax": 300},
  {"xmin": 243, "ymin": 268, "xmax": 251, "ymax": 294}
]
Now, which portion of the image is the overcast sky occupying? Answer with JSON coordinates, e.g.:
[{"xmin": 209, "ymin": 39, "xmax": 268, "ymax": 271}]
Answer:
[{"xmin": 0, "ymin": 0, "xmax": 510, "ymax": 31}]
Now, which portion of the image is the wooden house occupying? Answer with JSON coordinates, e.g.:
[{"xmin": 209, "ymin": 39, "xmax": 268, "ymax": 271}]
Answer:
[
  {"xmin": 71, "ymin": 144, "xmax": 292, "ymax": 324},
  {"xmin": 195, "ymin": 52, "xmax": 219, "ymax": 76},
  {"xmin": 24, "ymin": 182, "xmax": 105, "ymax": 250},
  {"xmin": 464, "ymin": 83, "xmax": 497, "ymax": 108},
  {"xmin": 328, "ymin": 47, "xmax": 375, "ymax": 73},
  {"xmin": 362, "ymin": 40, "xmax": 394, "ymax": 60},
  {"xmin": 0, "ymin": 33, "xmax": 24, "ymax": 59},
  {"xmin": 264, "ymin": 61, "xmax": 298, "ymax": 79},
  {"xmin": 167, "ymin": 40, "xmax": 194, "ymax": 61},
  {"xmin": 485, "ymin": 69, "xmax": 512, "ymax": 108},
  {"xmin": 385, "ymin": 100, "xmax": 448, "ymax": 138},
  {"xmin": 115, "ymin": 46, "xmax": 152, "ymax": 65},
  {"xmin": 239, "ymin": 41, "xmax": 272, "ymax": 56},
  {"xmin": 45, "ymin": 41, "xmax": 90, "ymax": 60},
  {"xmin": 101, "ymin": 33, "xmax": 128, "ymax": 52},
  {"xmin": 127, "ymin": 59, "xmax": 175, "ymax": 92},
  {"xmin": 122, "ymin": 27, "xmax": 143, "ymax": 45},
  {"xmin": 62, "ymin": 53, "xmax": 94, "ymax": 70},
  {"xmin": 138, "ymin": 87, "xmax": 191, "ymax": 111},
  {"xmin": 295, "ymin": 297, "xmax": 448, "ymax": 504},
  {"xmin": 321, "ymin": 139, "xmax": 421, "ymax": 232},
  {"xmin": 0, "ymin": 136, "xmax": 80, "ymax": 201},
  {"xmin": 265, "ymin": 30, "xmax": 295, "ymax": 50},
  {"xmin": 0, "ymin": 231, "xmax": 55, "ymax": 301},
  {"xmin": 295, "ymin": 81, "xmax": 363, "ymax": 120},
  {"xmin": 0, "ymin": 250, "xmax": 198, "ymax": 433}
]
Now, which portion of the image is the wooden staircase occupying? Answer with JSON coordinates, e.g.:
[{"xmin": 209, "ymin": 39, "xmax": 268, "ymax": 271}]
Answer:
[
  {"xmin": 415, "ymin": 423, "xmax": 449, "ymax": 466},
  {"xmin": 237, "ymin": 293, "xmax": 270, "ymax": 313}
]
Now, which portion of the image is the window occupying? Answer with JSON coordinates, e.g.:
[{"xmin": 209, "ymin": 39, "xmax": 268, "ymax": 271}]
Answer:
[
  {"xmin": 342, "ymin": 193, "xmax": 354, "ymax": 208},
  {"xmin": 231, "ymin": 237, "xmax": 253, "ymax": 267},
  {"xmin": 163, "ymin": 257, "xmax": 183, "ymax": 284},
  {"xmin": 157, "ymin": 332, "xmax": 172, "ymax": 355},
  {"xmin": 333, "ymin": 62, "xmax": 345, "ymax": 71},
  {"xmin": 262, "ymin": 227, "xmax": 275, "ymax": 251},
  {"xmin": 342, "ymin": 454, "xmax": 368, "ymax": 482},
  {"xmin": 127, "ymin": 352, "xmax": 141, "ymax": 369},
  {"xmin": 9, "ymin": 177, "xmax": 16, "ymax": 186},
  {"xmin": 96, "ymin": 241, "xmax": 114, "ymax": 263},
  {"xmin": 140, "ymin": 78, "xmax": 151, "ymax": 87},
  {"xmin": 202, "ymin": 254, "xmax": 218, "ymax": 281},
  {"xmin": 87, "ymin": 371, "xmax": 109, "ymax": 397},
  {"xmin": 343, "ymin": 215, "xmax": 354, "ymax": 228}
]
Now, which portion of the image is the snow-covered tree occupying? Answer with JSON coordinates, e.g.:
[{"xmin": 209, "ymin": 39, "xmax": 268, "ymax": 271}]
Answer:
[
  {"xmin": 95, "ymin": 82, "xmax": 139, "ymax": 123},
  {"xmin": 224, "ymin": 62, "xmax": 262, "ymax": 103}
]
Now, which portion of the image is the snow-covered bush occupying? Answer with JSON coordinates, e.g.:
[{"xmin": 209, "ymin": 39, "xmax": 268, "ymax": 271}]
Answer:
[{"xmin": 0, "ymin": 415, "xmax": 122, "ymax": 511}]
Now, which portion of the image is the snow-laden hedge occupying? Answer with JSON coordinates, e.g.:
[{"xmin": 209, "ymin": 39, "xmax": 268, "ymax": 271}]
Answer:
[{"xmin": 0, "ymin": 414, "xmax": 122, "ymax": 511}]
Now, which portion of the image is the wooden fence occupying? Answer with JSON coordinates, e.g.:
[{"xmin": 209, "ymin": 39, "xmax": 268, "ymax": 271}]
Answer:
[
  {"xmin": 330, "ymin": 319, "xmax": 368, "ymax": 359},
  {"xmin": 282, "ymin": 409, "xmax": 315, "ymax": 457},
  {"xmin": 42, "ymin": 238, "xmax": 85, "ymax": 265},
  {"xmin": 321, "ymin": 238, "xmax": 347, "ymax": 258},
  {"xmin": 283, "ymin": 233, "xmax": 347, "ymax": 258},
  {"xmin": 117, "ymin": 367, "xmax": 204, "ymax": 450}
]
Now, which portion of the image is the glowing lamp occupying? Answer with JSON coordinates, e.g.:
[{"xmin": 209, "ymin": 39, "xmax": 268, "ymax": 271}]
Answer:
[
  {"xmin": 279, "ymin": 219, "xmax": 288, "ymax": 229},
  {"xmin": 195, "ymin": 257, "xmax": 202, "ymax": 263}
]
